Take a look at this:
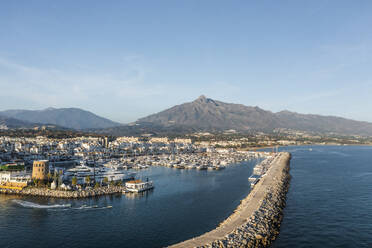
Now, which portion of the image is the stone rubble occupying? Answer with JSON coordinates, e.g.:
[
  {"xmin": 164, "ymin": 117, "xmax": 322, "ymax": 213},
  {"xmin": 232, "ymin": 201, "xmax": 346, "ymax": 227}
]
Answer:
[
  {"xmin": 198, "ymin": 153, "xmax": 291, "ymax": 248},
  {"xmin": 0, "ymin": 186, "xmax": 125, "ymax": 198}
]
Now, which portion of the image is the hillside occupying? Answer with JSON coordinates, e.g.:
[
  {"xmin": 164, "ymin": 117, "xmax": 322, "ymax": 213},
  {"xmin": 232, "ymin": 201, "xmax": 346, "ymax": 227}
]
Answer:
[
  {"xmin": 0, "ymin": 108, "xmax": 120, "ymax": 130},
  {"xmin": 0, "ymin": 116, "xmax": 35, "ymax": 129},
  {"xmin": 136, "ymin": 95, "xmax": 372, "ymax": 136}
]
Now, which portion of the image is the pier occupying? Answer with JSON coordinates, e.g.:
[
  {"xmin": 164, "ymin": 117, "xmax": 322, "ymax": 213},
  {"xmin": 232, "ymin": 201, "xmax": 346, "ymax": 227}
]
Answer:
[{"xmin": 169, "ymin": 152, "xmax": 291, "ymax": 248}]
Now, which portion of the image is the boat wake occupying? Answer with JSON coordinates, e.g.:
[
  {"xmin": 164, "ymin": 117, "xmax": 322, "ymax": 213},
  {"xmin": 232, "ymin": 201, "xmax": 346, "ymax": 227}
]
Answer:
[
  {"xmin": 72, "ymin": 205, "xmax": 113, "ymax": 210},
  {"xmin": 13, "ymin": 200, "xmax": 71, "ymax": 209},
  {"xmin": 47, "ymin": 204, "xmax": 113, "ymax": 212},
  {"xmin": 13, "ymin": 200, "xmax": 112, "ymax": 211}
]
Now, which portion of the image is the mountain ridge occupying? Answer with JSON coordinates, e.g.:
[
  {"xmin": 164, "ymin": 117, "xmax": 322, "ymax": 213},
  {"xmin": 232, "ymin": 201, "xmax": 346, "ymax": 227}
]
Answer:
[
  {"xmin": 136, "ymin": 95, "xmax": 372, "ymax": 136},
  {"xmin": 0, "ymin": 107, "xmax": 120, "ymax": 130}
]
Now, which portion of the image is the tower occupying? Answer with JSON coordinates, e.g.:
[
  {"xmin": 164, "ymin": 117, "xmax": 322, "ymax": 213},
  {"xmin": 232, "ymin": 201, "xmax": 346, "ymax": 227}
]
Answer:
[{"xmin": 32, "ymin": 160, "xmax": 49, "ymax": 180}]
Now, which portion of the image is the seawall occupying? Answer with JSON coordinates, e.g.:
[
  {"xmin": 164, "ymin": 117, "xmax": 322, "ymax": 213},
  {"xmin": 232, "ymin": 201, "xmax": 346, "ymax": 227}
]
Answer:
[
  {"xmin": 169, "ymin": 152, "xmax": 291, "ymax": 248},
  {"xmin": 0, "ymin": 186, "xmax": 125, "ymax": 198}
]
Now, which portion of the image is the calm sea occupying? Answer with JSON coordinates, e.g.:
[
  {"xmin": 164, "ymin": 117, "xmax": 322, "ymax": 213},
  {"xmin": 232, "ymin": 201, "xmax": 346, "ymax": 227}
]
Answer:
[
  {"xmin": 0, "ymin": 159, "xmax": 259, "ymax": 248},
  {"xmin": 272, "ymin": 145, "xmax": 372, "ymax": 248}
]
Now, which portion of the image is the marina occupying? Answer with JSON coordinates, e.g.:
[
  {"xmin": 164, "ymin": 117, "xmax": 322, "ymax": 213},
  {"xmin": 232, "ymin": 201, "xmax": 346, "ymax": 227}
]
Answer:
[
  {"xmin": 2, "ymin": 145, "xmax": 372, "ymax": 248},
  {"xmin": 0, "ymin": 135, "xmax": 270, "ymax": 199},
  {"xmin": 0, "ymin": 158, "xmax": 260, "ymax": 248}
]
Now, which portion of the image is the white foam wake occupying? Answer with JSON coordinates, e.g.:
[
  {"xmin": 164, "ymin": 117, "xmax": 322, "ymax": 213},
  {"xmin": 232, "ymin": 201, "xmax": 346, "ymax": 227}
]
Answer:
[
  {"xmin": 13, "ymin": 199, "xmax": 71, "ymax": 209},
  {"xmin": 73, "ymin": 205, "xmax": 112, "ymax": 210}
]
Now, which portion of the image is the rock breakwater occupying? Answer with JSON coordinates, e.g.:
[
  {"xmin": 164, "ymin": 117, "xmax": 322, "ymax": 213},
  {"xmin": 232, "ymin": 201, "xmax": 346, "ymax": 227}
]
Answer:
[
  {"xmin": 169, "ymin": 152, "xmax": 291, "ymax": 248},
  {"xmin": 0, "ymin": 186, "xmax": 125, "ymax": 198}
]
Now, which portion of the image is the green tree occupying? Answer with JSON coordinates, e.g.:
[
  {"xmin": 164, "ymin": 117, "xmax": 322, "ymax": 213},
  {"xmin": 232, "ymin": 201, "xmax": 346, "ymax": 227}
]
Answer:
[
  {"xmin": 72, "ymin": 176, "xmax": 77, "ymax": 186},
  {"xmin": 37, "ymin": 180, "xmax": 44, "ymax": 187},
  {"xmin": 53, "ymin": 171, "xmax": 58, "ymax": 182},
  {"xmin": 94, "ymin": 182, "xmax": 100, "ymax": 189},
  {"xmin": 103, "ymin": 177, "xmax": 109, "ymax": 184},
  {"xmin": 47, "ymin": 172, "xmax": 52, "ymax": 182},
  {"xmin": 85, "ymin": 175, "xmax": 91, "ymax": 185}
]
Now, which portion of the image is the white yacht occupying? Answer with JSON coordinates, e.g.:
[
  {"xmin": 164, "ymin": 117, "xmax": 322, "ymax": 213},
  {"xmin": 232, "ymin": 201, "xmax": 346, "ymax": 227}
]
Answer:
[
  {"xmin": 248, "ymin": 175, "xmax": 260, "ymax": 187},
  {"xmin": 64, "ymin": 164, "xmax": 135, "ymax": 184}
]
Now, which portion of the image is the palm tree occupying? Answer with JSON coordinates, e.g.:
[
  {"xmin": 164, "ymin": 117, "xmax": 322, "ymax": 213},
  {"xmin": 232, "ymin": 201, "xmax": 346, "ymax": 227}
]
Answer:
[
  {"xmin": 103, "ymin": 177, "xmax": 109, "ymax": 184},
  {"xmin": 47, "ymin": 172, "xmax": 52, "ymax": 183},
  {"xmin": 72, "ymin": 176, "xmax": 77, "ymax": 186},
  {"xmin": 85, "ymin": 175, "xmax": 91, "ymax": 185},
  {"xmin": 94, "ymin": 182, "xmax": 100, "ymax": 188}
]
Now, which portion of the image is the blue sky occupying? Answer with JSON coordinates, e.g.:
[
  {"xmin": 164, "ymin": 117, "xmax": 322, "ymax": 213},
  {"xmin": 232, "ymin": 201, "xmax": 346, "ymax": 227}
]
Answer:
[{"xmin": 1, "ymin": 1, "xmax": 372, "ymax": 123}]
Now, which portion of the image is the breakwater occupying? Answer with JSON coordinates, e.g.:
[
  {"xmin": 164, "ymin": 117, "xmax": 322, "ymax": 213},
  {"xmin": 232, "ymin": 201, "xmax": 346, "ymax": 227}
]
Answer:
[
  {"xmin": 169, "ymin": 152, "xmax": 291, "ymax": 248},
  {"xmin": 0, "ymin": 186, "xmax": 125, "ymax": 198}
]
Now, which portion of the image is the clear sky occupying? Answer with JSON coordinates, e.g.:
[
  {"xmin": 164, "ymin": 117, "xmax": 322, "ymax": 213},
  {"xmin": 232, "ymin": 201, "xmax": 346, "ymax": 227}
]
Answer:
[{"xmin": 1, "ymin": 1, "xmax": 372, "ymax": 123}]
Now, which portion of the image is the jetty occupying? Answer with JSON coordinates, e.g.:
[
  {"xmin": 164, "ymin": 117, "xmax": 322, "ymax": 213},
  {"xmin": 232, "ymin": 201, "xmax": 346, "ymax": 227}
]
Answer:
[
  {"xmin": 0, "ymin": 186, "xmax": 126, "ymax": 198},
  {"xmin": 169, "ymin": 152, "xmax": 291, "ymax": 248}
]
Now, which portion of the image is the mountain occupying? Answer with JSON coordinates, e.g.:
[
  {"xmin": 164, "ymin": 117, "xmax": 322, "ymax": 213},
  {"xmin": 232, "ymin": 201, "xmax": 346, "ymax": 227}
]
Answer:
[
  {"xmin": 275, "ymin": 111, "xmax": 372, "ymax": 136},
  {"xmin": 0, "ymin": 108, "xmax": 120, "ymax": 130},
  {"xmin": 138, "ymin": 95, "xmax": 279, "ymax": 132},
  {"xmin": 136, "ymin": 95, "xmax": 372, "ymax": 136},
  {"xmin": 0, "ymin": 116, "xmax": 36, "ymax": 129}
]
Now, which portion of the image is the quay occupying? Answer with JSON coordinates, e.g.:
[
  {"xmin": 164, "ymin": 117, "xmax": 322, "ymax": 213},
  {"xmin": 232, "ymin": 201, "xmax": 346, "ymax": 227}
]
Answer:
[{"xmin": 169, "ymin": 152, "xmax": 291, "ymax": 248}]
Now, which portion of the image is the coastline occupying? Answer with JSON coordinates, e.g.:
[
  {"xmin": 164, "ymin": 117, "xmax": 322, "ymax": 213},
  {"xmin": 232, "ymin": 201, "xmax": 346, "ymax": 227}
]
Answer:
[
  {"xmin": 241, "ymin": 143, "xmax": 372, "ymax": 152},
  {"xmin": 169, "ymin": 152, "xmax": 291, "ymax": 248},
  {"xmin": 0, "ymin": 186, "xmax": 125, "ymax": 198}
]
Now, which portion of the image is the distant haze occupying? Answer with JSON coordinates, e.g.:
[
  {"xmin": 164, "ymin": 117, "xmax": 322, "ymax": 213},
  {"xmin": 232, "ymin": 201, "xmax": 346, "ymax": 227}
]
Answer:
[{"xmin": 0, "ymin": 108, "xmax": 120, "ymax": 130}]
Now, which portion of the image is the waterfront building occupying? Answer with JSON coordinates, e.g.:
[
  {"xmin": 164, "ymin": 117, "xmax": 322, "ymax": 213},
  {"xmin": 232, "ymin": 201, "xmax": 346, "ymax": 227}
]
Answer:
[
  {"xmin": 174, "ymin": 138, "xmax": 192, "ymax": 144},
  {"xmin": 0, "ymin": 171, "xmax": 30, "ymax": 188},
  {"xmin": 0, "ymin": 162, "xmax": 30, "ymax": 188},
  {"xmin": 150, "ymin": 137, "xmax": 169, "ymax": 143},
  {"xmin": 104, "ymin": 137, "xmax": 109, "ymax": 148},
  {"xmin": 125, "ymin": 179, "xmax": 154, "ymax": 193},
  {"xmin": 32, "ymin": 160, "xmax": 49, "ymax": 180}
]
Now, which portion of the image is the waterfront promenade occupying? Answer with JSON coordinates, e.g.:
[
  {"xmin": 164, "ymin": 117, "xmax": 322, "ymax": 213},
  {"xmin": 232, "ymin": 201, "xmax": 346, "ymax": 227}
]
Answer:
[{"xmin": 169, "ymin": 152, "xmax": 291, "ymax": 248}]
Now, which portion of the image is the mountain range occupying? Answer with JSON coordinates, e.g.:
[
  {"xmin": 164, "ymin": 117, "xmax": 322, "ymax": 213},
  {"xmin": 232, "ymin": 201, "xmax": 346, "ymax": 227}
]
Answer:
[
  {"xmin": 2, "ymin": 96, "xmax": 372, "ymax": 136},
  {"xmin": 0, "ymin": 108, "xmax": 120, "ymax": 130},
  {"xmin": 136, "ymin": 95, "xmax": 372, "ymax": 136},
  {"xmin": 0, "ymin": 116, "xmax": 36, "ymax": 129}
]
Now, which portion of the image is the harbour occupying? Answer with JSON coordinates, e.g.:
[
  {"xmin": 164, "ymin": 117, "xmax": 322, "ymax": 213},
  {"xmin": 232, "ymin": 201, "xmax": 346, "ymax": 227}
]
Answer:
[
  {"xmin": 1, "ymin": 146, "xmax": 372, "ymax": 248},
  {"xmin": 0, "ymin": 158, "xmax": 260, "ymax": 248},
  {"xmin": 0, "ymin": 135, "xmax": 270, "ymax": 199}
]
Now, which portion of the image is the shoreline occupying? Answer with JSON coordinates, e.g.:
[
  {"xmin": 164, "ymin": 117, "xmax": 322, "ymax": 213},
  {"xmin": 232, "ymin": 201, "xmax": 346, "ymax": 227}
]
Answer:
[
  {"xmin": 241, "ymin": 143, "xmax": 372, "ymax": 151},
  {"xmin": 169, "ymin": 152, "xmax": 291, "ymax": 248}
]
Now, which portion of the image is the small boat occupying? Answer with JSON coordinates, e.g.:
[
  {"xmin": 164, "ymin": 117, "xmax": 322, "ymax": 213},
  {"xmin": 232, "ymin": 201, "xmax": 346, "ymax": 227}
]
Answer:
[
  {"xmin": 196, "ymin": 165, "xmax": 207, "ymax": 170},
  {"xmin": 249, "ymin": 177, "xmax": 260, "ymax": 187},
  {"xmin": 248, "ymin": 174, "xmax": 260, "ymax": 184}
]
